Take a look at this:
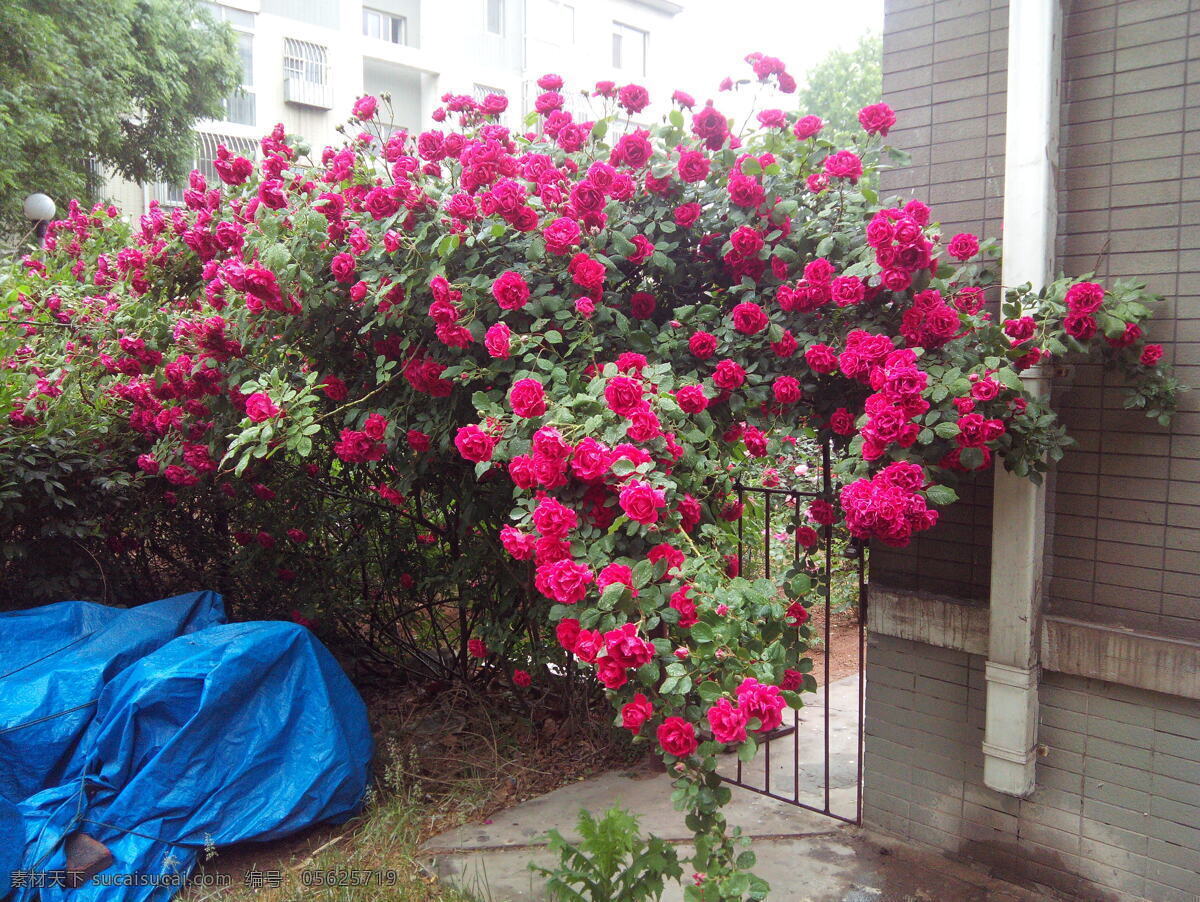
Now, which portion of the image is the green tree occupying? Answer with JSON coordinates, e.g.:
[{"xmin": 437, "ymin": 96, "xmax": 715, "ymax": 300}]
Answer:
[
  {"xmin": 0, "ymin": 0, "xmax": 241, "ymax": 237},
  {"xmin": 796, "ymin": 33, "xmax": 882, "ymax": 134}
]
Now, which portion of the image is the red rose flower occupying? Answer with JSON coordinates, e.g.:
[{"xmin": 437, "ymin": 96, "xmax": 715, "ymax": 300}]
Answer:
[
  {"xmin": 793, "ymin": 115, "xmax": 823, "ymax": 139},
  {"xmin": 857, "ymin": 102, "xmax": 897, "ymax": 136},
  {"xmin": 674, "ymin": 203, "xmax": 702, "ymax": 228},
  {"xmin": 731, "ymin": 302, "xmax": 768, "ymax": 335},
  {"xmin": 621, "ymin": 693, "xmax": 654, "ymax": 734},
  {"xmin": 675, "ymin": 384, "xmax": 709, "ymax": 414},
  {"xmin": 947, "ymin": 232, "xmax": 980, "ymax": 261},
  {"xmin": 772, "ymin": 376, "xmax": 802, "ymax": 404},
  {"xmin": 689, "ymin": 331, "xmax": 718, "ymax": 359},
  {"xmin": 830, "ymin": 408, "xmax": 856, "ymax": 435},
  {"xmin": 245, "ymin": 392, "xmax": 280, "ymax": 423},
  {"xmin": 805, "ymin": 344, "xmax": 839, "ymax": 374},
  {"xmin": 605, "ymin": 375, "xmax": 644, "ymax": 416},
  {"xmin": 708, "ymin": 698, "xmax": 748, "ymax": 744},
  {"xmin": 509, "ymin": 378, "xmax": 547, "ymax": 418},
  {"xmin": 491, "ymin": 271, "xmax": 530, "ymax": 310},
  {"xmin": 713, "ymin": 359, "xmax": 746, "ymax": 390},
  {"xmin": 619, "ymin": 479, "xmax": 666, "ymax": 525},
  {"xmin": 330, "ymin": 252, "xmax": 357, "ymax": 284},
  {"xmin": 454, "ymin": 425, "xmax": 497, "ymax": 462},
  {"xmin": 485, "ymin": 322, "xmax": 512, "ymax": 358},
  {"xmin": 657, "ymin": 716, "xmax": 698, "ymax": 757}
]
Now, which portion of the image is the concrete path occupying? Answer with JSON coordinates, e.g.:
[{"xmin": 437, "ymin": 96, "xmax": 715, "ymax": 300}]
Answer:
[{"xmin": 422, "ymin": 675, "xmax": 1062, "ymax": 901}]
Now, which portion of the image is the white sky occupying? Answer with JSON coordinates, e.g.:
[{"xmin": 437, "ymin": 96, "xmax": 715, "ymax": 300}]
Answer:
[{"xmin": 660, "ymin": 0, "xmax": 885, "ymax": 118}]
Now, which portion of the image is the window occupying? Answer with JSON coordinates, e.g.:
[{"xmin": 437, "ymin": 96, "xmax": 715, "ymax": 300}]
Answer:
[
  {"xmin": 485, "ymin": 0, "xmax": 504, "ymax": 34},
  {"xmin": 197, "ymin": 133, "xmax": 258, "ymax": 187},
  {"xmin": 612, "ymin": 21, "xmax": 647, "ymax": 76},
  {"xmin": 222, "ymin": 31, "xmax": 256, "ymax": 124},
  {"xmin": 363, "ymin": 8, "xmax": 408, "ymax": 45},
  {"xmin": 200, "ymin": 1, "xmax": 254, "ymax": 29},
  {"xmin": 283, "ymin": 38, "xmax": 332, "ymax": 108},
  {"xmin": 150, "ymin": 133, "xmax": 257, "ymax": 207},
  {"xmin": 200, "ymin": 3, "xmax": 256, "ymax": 125}
]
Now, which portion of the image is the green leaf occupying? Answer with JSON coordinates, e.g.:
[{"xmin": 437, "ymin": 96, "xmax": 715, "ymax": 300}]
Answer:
[
  {"xmin": 934, "ymin": 421, "xmax": 961, "ymax": 439},
  {"xmin": 924, "ymin": 484, "xmax": 959, "ymax": 506}
]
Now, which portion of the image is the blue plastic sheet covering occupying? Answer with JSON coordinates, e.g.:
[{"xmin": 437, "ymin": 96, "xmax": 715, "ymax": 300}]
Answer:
[
  {"xmin": 0, "ymin": 597, "xmax": 373, "ymax": 902},
  {"xmin": 0, "ymin": 592, "xmax": 227, "ymax": 803}
]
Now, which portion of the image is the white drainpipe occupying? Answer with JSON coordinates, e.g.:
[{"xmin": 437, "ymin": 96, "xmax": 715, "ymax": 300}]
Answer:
[{"xmin": 982, "ymin": 0, "xmax": 1062, "ymax": 798}]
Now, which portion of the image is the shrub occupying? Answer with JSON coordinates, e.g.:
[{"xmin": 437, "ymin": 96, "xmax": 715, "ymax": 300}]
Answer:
[{"xmin": 1, "ymin": 56, "xmax": 1178, "ymax": 897}]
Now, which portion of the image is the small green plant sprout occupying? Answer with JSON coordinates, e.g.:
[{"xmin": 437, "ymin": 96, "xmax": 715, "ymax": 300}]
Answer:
[{"xmin": 531, "ymin": 806, "xmax": 683, "ymax": 902}]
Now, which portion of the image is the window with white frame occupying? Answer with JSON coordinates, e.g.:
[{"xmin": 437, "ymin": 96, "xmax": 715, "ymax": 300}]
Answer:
[
  {"xmin": 363, "ymin": 7, "xmax": 408, "ymax": 45},
  {"xmin": 283, "ymin": 38, "xmax": 332, "ymax": 108},
  {"xmin": 612, "ymin": 21, "xmax": 647, "ymax": 76},
  {"xmin": 202, "ymin": 3, "xmax": 256, "ymax": 125},
  {"xmin": 485, "ymin": 0, "xmax": 504, "ymax": 34}
]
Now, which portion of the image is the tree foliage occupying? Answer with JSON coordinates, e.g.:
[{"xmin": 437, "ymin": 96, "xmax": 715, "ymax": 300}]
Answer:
[
  {"xmin": 796, "ymin": 34, "xmax": 883, "ymax": 135},
  {"xmin": 0, "ymin": 0, "xmax": 241, "ymax": 236}
]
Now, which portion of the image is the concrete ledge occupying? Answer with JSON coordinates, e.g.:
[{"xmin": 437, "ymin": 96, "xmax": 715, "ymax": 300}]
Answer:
[
  {"xmin": 1041, "ymin": 614, "xmax": 1200, "ymax": 702},
  {"xmin": 868, "ymin": 588, "xmax": 1200, "ymax": 701},
  {"xmin": 867, "ymin": 587, "xmax": 989, "ymax": 656}
]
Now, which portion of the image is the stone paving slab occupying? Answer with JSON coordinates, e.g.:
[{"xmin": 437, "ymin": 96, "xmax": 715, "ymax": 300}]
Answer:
[{"xmin": 422, "ymin": 675, "xmax": 1066, "ymax": 901}]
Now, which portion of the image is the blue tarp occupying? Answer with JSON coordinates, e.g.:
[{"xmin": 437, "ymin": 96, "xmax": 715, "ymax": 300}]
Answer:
[
  {"xmin": 0, "ymin": 592, "xmax": 226, "ymax": 803},
  {"xmin": 0, "ymin": 596, "xmax": 372, "ymax": 901}
]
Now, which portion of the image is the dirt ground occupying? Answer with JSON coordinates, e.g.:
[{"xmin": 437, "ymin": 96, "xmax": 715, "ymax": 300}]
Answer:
[{"xmin": 806, "ymin": 606, "xmax": 864, "ymax": 686}]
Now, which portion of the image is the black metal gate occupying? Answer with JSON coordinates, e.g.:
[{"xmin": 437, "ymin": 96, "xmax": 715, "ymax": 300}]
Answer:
[{"xmin": 718, "ymin": 441, "xmax": 867, "ymax": 825}]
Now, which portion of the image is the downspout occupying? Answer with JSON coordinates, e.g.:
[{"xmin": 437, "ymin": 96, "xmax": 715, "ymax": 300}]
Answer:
[{"xmin": 982, "ymin": 0, "xmax": 1062, "ymax": 798}]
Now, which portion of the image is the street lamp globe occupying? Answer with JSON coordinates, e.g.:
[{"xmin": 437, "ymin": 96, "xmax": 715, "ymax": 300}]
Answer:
[{"xmin": 23, "ymin": 193, "xmax": 55, "ymax": 223}]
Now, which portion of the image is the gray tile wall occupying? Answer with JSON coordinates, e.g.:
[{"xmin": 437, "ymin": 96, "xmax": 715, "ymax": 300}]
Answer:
[
  {"xmin": 875, "ymin": 0, "xmax": 1200, "ymax": 636},
  {"xmin": 1049, "ymin": 0, "xmax": 1200, "ymax": 639},
  {"xmin": 865, "ymin": 633, "xmax": 1200, "ymax": 902},
  {"xmin": 871, "ymin": 0, "xmax": 1009, "ymax": 602}
]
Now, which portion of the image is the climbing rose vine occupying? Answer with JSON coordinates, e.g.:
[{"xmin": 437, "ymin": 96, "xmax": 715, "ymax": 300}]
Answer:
[{"xmin": 2, "ymin": 55, "xmax": 1179, "ymax": 899}]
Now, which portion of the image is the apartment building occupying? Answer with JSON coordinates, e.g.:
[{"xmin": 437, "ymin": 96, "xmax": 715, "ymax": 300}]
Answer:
[{"xmin": 110, "ymin": 0, "xmax": 683, "ymax": 215}]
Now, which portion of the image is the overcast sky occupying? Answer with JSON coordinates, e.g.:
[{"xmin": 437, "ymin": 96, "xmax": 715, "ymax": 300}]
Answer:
[{"xmin": 660, "ymin": 0, "xmax": 885, "ymax": 117}]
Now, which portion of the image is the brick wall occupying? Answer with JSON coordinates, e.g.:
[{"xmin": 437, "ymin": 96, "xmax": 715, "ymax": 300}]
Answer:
[
  {"xmin": 866, "ymin": 3, "xmax": 1200, "ymax": 897},
  {"xmin": 875, "ymin": 0, "xmax": 1200, "ymax": 631},
  {"xmin": 1048, "ymin": 0, "xmax": 1200, "ymax": 639},
  {"xmin": 870, "ymin": 0, "xmax": 1009, "ymax": 602},
  {"xmin": 865, "ymin": 633, "xmax": 1200, "ymax": 902}
]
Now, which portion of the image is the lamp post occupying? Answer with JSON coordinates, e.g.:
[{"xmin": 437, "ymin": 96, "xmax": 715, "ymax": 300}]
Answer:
[{"xmin": 23, "ymin": 193, "xmax": 56, "ymax": 246}]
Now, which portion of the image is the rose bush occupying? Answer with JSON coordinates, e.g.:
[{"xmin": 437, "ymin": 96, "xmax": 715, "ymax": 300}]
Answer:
[{"xmin": 1, "ymin": 55, "xmax": 1179, "ymax": 898}]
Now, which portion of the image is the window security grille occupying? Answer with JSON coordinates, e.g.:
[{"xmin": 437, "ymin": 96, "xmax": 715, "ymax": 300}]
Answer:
[{"xmin": 283, "ymin": 38, "xmax": 333, "ymax": 109}]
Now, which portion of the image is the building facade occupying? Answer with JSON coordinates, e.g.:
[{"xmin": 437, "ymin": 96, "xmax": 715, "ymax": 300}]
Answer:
[
  {"xmin": 109, "ymin": 0, "xmax": 683, "ymax": 216},
  {"xmin": 865, "ymin": 2, "xmax": 1200, "ymax": 901}
]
